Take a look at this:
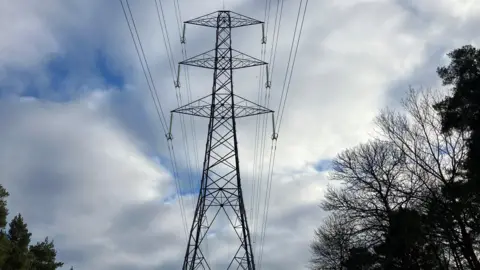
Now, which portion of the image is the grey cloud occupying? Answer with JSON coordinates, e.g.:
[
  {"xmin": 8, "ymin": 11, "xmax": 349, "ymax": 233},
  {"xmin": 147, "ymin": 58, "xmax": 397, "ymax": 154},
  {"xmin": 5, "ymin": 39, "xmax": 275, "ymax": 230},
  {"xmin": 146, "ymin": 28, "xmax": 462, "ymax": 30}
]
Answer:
[{"xmin": 0, "ymin": 96, "xmax": 174, "ymax": 269}]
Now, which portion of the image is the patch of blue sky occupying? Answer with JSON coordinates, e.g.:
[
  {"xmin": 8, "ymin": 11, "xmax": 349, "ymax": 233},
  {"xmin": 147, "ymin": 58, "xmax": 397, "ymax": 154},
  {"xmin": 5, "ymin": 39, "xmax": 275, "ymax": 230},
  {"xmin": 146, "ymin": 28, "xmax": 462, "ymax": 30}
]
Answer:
[
  {"xmin": 44, "ymin": 49, "xmax": 125, "ymax": 93},
  {"xmin": 314, "ymin": 159, "xmax": 333, "ymax": 172},
  {"xmin": 161, "ymin": 194, "xmax": 178, "ymax": 204},
  {"xmin": 0, "ymin": 67, "xmax": 37, "ymax": 98},
  {"xmin": 172, "ymin": 167, "xmax": 202, "ymax": 196},
  {"xmin": 162, "ymin": 176, "xmax": 200, "ymax": 204},
  {"xmin": 93, "ymin": 50, "xmax": 124, "ymax": 89},
  {"xmin": 155, "ymin": 153, "xmax": 201, "ymax": 203},
  {"xmin": 0, "ymin": 49, "xmax": 125, "ymax": 101}
]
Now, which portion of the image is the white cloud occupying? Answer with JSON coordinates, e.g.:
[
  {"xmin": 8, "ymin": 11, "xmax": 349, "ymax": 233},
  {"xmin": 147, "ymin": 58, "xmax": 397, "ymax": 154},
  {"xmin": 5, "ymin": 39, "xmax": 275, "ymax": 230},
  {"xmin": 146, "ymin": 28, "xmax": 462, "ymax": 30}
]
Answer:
[
  {"xmin": 0, "ymin": 94, "xmax": 175, "ymax": 268},
  {"xmin": 0, "ymin": 1, "xmax": 59, "ymax": 68}
]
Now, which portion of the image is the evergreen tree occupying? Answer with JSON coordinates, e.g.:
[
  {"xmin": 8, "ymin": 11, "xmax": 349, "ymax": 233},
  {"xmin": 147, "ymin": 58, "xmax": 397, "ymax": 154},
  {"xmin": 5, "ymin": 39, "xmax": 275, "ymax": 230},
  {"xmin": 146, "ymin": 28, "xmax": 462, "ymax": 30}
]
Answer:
[
  {"xmin": 29, "ymin": 237, "xmax": 64, "ymax": 270},
  {"xmin": 4, "ymin": 214, "xmax": 32, "ymax": 270},
  {"xmin": 0, "ymin": 184, "xmax": 10, "ymax": 266},
  {"xmin": 433, "ymin": 44, "xmax": 480, "ymax": 269},
  {"xmin": 0, "ymin": 185, "xmax": 8, "ymax": 230},
  {"xmin": 0, "ymin": 232, "xmax": 8, "ymax": 267},
  {"xmin": 0, "ymin": 184, "xmax": 70, "ymax": 269},
  {"xmin": 434, "ymin": 45, "xmax": 480, "ymax": 185}
]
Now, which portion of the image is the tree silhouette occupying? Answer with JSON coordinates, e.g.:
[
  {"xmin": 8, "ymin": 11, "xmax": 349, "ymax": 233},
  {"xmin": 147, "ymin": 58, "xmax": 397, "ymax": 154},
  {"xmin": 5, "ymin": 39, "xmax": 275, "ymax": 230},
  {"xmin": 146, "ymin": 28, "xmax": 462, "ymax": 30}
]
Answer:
[
  {"xmin": 0, "ymin": 184, "xmax": 67, "ymax": 269},
  {"xmin": 322, "ymin": 140, "xmax": 414, "ymax": 247},
  {"xmin": 4, "ymin": 214, "xmax": 32, "ymax": 270},
  {"xmin": 343, "ymin": 247, "xmax": 376, "ymax": 270},
  {"xmin": 374, "ymin": 208, "xmax": 442, "ymax": 269},
  {"xmin": 434, "ymin": 45, "xmax": 480, "ymax": 184},
  {"xmin": 29, "ymin": 237, "xmax": 65, "ymax": 270},
  {"xmin": 310, "ymin": 214, "xmax": 355, "ymax": 269},
  {"xmin": 310, "ymin": 86, "xmax": 475, "ymax": 269},
  {"xmin": 0, "ymin": 185, "xmax": 9, "ymax": 266},
  {"xmin": 433, "ymin": 45, "xmax": 480, "ymax": 269}
]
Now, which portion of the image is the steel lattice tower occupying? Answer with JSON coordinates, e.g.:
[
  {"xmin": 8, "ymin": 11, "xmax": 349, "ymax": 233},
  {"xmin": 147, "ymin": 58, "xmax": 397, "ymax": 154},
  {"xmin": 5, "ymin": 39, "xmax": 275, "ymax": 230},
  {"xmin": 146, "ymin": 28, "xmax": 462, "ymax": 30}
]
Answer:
[{"xmin": 169, "ymin": 10, "xmax": 275, "ymax": 270}]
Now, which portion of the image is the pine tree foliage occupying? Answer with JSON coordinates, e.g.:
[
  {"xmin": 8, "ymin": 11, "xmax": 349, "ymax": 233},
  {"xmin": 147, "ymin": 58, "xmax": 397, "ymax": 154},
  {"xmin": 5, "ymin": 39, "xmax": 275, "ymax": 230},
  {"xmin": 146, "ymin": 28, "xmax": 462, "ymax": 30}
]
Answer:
[
  {"xmin": 0, "ymin": 185, "xmax": 8, "ymax": 230},
  {"xmin": 0, "ymin": 184, "xmax": 67, "ymax": 270},
  {"xmin": 4, "ymin": 214, "xmax": 32, "ymax": 270},
  {"xmin": 0, "ymin": 185, "xmax": 9, "ymax": 266},
  {"xmin": 29, "ymin": 237, "xmax": 64, "ymax": 270}
]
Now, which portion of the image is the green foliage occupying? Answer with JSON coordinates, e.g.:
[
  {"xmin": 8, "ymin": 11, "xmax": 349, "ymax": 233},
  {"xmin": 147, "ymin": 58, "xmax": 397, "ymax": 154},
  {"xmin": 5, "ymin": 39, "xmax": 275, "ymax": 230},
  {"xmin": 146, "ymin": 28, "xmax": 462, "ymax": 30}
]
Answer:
[
  {"xmin": 0, "ymin": 233, "xmax": 9, "ymax": 267},
  {"xmin": 4, "ymin": 214, "xmax": 32, "ymax": 270},
  {"xmin": 0, "ymin": 184, "xmax": 9, "ymax": 230},
  {"xmin": 0, "ymin": 185, "xmax": 10, "ymax": 266},
  {"xmin": 29, "ymin": 237, "xmax": 64, "ymax": 270},
  {"xmin": 8, "ymin": 214, "xmax": 32, "ymax": 251},
  {"xmin": 0, "ymin": 184, "xmax": 67, "ymax": 270}
]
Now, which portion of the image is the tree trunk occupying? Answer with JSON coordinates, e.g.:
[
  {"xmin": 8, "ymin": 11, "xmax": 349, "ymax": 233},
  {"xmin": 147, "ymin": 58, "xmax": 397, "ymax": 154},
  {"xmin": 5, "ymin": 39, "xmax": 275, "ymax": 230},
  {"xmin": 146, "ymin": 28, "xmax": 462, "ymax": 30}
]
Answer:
[{"xmin": 457, "ymin": 217, "xmax": 480, "ymax": 269}]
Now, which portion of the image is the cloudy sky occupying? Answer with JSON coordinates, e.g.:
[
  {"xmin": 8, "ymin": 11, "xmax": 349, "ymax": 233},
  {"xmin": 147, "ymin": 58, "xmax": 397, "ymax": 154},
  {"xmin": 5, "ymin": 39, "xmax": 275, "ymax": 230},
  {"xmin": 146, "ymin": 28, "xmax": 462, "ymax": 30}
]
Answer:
[{"xmin": 0, "ymin": 0, "xmax": 479, "ymax": 269}]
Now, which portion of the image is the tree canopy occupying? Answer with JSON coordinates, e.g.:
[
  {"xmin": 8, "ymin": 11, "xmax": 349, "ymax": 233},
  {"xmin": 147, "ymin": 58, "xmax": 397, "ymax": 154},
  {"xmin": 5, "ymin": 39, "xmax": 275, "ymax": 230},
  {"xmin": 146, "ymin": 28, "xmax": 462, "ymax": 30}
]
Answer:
[
  {"xmin": 310, "ymin": 45, "xmax": 480, "ymax": 270},
  {"xmin": 0, "ymin": 184, "xmax": 70, "ymax": 270}
]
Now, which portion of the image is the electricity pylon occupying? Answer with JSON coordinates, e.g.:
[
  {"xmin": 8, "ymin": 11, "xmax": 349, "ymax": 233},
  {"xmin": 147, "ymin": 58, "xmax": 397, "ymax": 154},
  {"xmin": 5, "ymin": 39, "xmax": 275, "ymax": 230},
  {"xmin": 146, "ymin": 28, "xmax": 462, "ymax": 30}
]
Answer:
[{"xmin": 168, "ymin": 10, "xmax": 276, "ymax": 270}]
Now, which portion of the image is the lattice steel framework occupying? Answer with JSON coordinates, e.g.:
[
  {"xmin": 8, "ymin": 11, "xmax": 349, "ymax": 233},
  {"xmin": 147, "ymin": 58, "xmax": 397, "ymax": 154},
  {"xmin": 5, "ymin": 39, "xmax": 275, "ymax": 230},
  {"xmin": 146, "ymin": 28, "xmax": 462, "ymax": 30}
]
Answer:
[{"xmin": 170, "ymin": 10, "xmax": 274, "ymax": 270}]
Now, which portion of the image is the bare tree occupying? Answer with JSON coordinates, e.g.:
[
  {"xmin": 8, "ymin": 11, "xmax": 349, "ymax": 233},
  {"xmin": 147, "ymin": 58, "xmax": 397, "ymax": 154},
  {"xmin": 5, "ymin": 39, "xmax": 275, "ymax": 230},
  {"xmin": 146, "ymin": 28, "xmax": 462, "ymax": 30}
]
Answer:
[
  {"xmin": 312, "ymin": 88, "xmax": 471, "ymax": 269},
  {"xmin": 322, "ymin": 139, "xmax": 415, "ymax": 246},
  {"xmin": 375, "ymin": 88, "xmax": 467, "ymax": 190},
  {"xmin": 375, "ymin": 88, "xmax": 475, "ymax": 269},
  {"xmin": 310, "ymin": 213, "xmax": 355, "ymax": 270}
]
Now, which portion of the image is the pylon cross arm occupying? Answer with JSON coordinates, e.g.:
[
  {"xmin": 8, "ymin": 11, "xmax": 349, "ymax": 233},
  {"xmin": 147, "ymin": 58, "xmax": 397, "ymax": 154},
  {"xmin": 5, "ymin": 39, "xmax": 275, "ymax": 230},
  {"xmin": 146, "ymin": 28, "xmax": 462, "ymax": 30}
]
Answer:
[
  {"xmin": 185, "ymin": 11, "xmax": 263, "ymax": 28},
  {"xmin": 172, "ymin": 94, "xmax": 273, "ymax": 119},
  {"xmin": 179, "ymin": 49, "xmax": 266, "ymax": 70}
]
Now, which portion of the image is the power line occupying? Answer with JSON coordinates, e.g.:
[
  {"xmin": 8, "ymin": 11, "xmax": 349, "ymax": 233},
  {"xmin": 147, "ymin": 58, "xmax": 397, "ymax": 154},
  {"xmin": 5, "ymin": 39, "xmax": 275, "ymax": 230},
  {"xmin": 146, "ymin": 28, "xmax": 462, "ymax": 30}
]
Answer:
[
  {"xmin": 257, "ymin": 138, "xmax": 277, "ymax": 268},
  {"xmin": 119, "ymin": 0, "xmax": 189, "ymax": 238},
  {"xmin": 257, "ymin": 0, "xmax": 309, "ymax": 267},
  {"xmin": 154, "ymin": 0, "xmax": 202, "ymax": 220},
  {"xmin": 258, "ymin": 0, "xmax": 303, "ymax": 259},
  {"xmin": 173, "ymin": 0, "xmax": 206, "ymax": 256},
  {"xmin": 169, "ymin": 0, "xmax": 201, "ymax": 182},
  {"xmin": 153, "ymin": 0, "xmax": 177, "ymax": 81},
  {"xmin": 171, "ymin": 0, "xmax": 201, "ymax": 187},
  {"xmin": 250, "ymin": 0, "xmax": 270, "ymax": 238},
  {"xmin": 276, "ymin": 0, "xmax": 309, "ymax": 135},
  {"xmin": 119, "ymin": 0, "xmax": 167, "ymax": 132},
  {"xmin": 152, "ymin": 0, "xmax": 197, "ymax": 215},
  {"xmin": 268, "ymin": 0, "xmax": 285, "ymax": 83},
  {"xmin": 253, "ymin": 0, "xmax": 284, "ymax": 262},
  {"xmin": 251, "ymin": 0, "xmax": 277, "ymax": 247},
  {"xmin": 172, "ymin": 0, "xmax": 183, "ymax": 39}
]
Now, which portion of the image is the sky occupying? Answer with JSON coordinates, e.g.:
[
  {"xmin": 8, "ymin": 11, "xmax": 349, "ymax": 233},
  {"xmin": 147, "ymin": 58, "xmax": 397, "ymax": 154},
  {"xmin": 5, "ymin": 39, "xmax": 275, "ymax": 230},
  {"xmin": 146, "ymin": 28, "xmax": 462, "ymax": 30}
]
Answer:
[{"xmin": 0, "ymin": 0, "xmax": 479, "ymax": 269}]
